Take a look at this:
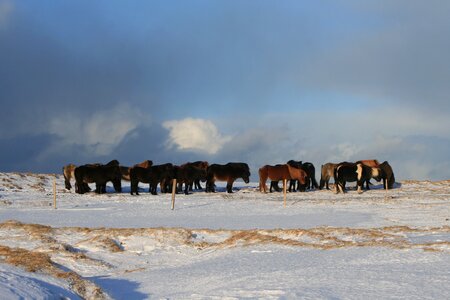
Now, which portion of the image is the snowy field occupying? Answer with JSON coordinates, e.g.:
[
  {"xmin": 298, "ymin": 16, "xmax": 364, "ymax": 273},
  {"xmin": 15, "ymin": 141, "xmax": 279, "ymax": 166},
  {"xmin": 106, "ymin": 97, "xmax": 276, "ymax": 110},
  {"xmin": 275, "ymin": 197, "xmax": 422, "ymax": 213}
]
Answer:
[{"xmin": 0, "ymin": 172, "xmax": 449, "ymax": 299}]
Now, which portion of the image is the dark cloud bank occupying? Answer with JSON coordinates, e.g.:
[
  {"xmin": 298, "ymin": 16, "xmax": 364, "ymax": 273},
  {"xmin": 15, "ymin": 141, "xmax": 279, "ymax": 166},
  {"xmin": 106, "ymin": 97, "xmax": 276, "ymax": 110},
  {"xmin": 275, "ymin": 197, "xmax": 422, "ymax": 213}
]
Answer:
[{"xmin": 1, "ymin": 1, "xmax": 449, "ymax": 181}]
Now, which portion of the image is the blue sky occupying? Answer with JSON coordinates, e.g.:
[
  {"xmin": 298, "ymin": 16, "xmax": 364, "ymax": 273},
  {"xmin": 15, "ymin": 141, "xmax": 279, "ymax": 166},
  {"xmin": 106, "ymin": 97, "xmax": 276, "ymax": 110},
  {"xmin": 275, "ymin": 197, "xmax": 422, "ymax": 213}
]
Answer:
[{"xmin": 1, "ymin": 0, "xmax": 450, "ymax": 180}]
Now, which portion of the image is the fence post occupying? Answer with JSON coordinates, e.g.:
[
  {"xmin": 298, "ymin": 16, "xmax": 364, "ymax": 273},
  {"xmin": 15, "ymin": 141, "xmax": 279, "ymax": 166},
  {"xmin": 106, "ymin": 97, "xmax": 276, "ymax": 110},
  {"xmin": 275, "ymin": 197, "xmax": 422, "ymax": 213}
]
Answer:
[
  {"xmin": 171, "ymin": 178, "xmax": 177, "ymax": 210},
  {"xmin": 53, "ymin": 176, "xmax": 57, "ymax": 209},
  {"xmin": 384, "ymin": 178, "xmax": 388, "ymax": 200},
  {"xmin": 283, "ymin": 179, "xmax": 287, "ymax": 207}
]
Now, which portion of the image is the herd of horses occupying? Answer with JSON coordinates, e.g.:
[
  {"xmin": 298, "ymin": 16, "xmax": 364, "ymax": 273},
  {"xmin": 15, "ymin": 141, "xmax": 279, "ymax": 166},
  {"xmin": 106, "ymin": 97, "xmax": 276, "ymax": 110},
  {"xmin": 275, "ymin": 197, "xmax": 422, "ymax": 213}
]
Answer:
[{"xmin": 63, "ymin": 159, "xmax": 395, "ymax": 196}]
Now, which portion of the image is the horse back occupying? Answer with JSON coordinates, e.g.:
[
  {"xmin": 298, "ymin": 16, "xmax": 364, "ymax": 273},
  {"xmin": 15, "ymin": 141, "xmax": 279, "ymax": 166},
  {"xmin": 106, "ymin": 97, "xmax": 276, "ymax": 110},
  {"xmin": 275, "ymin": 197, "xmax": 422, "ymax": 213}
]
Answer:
[
  {"xmin": 357, "ymin": 159, "xmax": 380, "ymax": 168},
  {"xmin": 266, "ymin": 164, "xmax": 291, "ymax": 181},
  {"xmin": 208, "ymin": 163, "xmax": 250, "ymax": 181}
]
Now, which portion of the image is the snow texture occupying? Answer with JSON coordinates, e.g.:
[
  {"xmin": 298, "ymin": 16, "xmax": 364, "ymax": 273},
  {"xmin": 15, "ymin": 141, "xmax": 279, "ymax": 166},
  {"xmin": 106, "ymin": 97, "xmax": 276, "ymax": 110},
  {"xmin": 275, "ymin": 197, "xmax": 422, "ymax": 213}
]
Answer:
[{"xmin": 0, "ymin": 172, "xmax": 449, "ymax": 299}]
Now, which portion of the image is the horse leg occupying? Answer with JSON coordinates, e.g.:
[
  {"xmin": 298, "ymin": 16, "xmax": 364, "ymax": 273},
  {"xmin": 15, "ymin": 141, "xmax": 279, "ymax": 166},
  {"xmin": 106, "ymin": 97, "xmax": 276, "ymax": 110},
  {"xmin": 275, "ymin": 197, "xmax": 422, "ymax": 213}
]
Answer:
[
  {"xmin": 319, "ymin": 178, "xmax": 324, "ymax": 190},
  {"xmin": 176, "ymin": 182, "xmax": 181, "ymax": 193},
  {"xmin": 195, "ymin": 180, "xmax": 202, "ymax": 190},
  {"xmin": 270, "ymin": 181, "xmax": 277, "ymax": 193},
  {"xmin": 113, "ymin": 180, "xmax": 122, "ymax": 193},
  {"xmin": 206, "ymin": 179, "xmax": 216, "ymax": 192},
  {"xmin": 288, "ymin": 180, "xmax": 293, "ymax": 192},
  {"xmin": 130, "ymin": 179, "xmax": 136, "ymax": 195},
  {"xmin": 226, "ymin": 180, "xmax": 234, "ymax": 193},
  {"xmin": 76, "ymin": 182, "xmax": 85, "ymax": 194},
  {"xmin": 183, "ymin": 180, "xmax": 191, "ymax": 195},
  {"xmin": 134, "ymin": 182, "xmax": 140, "ymax": 195},
  {"xmin": 335, "ymin": 180, "xmax": 345, "ymax": 194},
  {"xmin": 95, "ymin": 183, "xmax": 101, "ymax": 194},
  {"xmin": 64, "ymin": 179, "xmax": 72, "ymax": 190},
  {"xmin": 357, "ymin": 181, "xmax": 363, "ymax": 194}
]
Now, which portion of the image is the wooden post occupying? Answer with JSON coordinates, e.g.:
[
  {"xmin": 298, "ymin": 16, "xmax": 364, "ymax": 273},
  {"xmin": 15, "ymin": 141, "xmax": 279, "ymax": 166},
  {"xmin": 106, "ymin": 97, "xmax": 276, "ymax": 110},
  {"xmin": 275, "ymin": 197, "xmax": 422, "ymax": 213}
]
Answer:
[
  {"xmin": 283, "ymin": 179, "xmax": 287, "ymax": 207},
  {"xmin": 171, "ymin": 178, "xmax": 177, "ymax": 210},
  {"xmin": 384, "ymin": 178, "xmax": 388, "ymax": 200},
  {"xmin": 53, "ymin": 177, "xmax": 57, "ymax": 209}
]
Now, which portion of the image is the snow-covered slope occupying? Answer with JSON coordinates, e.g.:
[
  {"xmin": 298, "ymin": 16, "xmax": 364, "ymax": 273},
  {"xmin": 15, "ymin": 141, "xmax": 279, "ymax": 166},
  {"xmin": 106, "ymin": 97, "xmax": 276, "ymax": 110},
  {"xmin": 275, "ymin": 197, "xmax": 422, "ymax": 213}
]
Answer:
[{"xmin": 0, "ymin": 172, "xmax": 449, "ymax": 299}]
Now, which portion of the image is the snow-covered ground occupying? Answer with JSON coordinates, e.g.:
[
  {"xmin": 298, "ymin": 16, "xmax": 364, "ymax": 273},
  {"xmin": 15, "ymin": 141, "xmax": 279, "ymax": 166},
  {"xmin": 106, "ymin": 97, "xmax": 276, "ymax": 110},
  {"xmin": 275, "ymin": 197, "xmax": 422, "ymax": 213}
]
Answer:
[{"xmin": 0, "ymin": 172, "xmax": 449, "ymax": 299}]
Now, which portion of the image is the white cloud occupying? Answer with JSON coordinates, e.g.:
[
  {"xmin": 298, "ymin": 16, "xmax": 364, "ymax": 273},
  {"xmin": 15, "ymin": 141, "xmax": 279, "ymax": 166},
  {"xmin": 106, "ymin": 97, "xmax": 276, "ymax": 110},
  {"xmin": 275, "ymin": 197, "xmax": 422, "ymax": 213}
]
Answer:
[
  {"xmin": 163, "ymin": 118, "xmax": 232, "ymax": 155},
  {"xmin": 47, "ymin": 103, "xmax": 145, "ymax": 156}
]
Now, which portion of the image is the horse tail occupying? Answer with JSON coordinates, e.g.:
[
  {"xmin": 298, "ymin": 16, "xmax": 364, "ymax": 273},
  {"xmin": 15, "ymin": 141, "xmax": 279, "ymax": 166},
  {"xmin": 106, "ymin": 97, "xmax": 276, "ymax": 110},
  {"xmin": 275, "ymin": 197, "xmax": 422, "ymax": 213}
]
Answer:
[
  {"xmin": 258, "ymin": 166, "xmax": 268, "ymax": 193},
  {"xmin": 334, "ymin": 165, "xmax": 342, "ymax": 193}
]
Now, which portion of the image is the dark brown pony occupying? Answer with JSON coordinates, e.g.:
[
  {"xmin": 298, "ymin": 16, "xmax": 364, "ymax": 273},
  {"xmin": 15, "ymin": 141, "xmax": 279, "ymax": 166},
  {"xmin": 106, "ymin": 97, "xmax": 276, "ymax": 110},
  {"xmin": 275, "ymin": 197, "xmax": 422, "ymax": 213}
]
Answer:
[
  {"xmin": 130, "ymin": 163, "xmax": 175, "ymax": 195},
  {"xmin": 206, "ymin": 162, "xmax": 250, "ymax": 193},
  {"xmin": 120, "ymin": 160, "xmax": 153, "ymax": 181},
  {"xmin": 63, "ymin": 163, "xmax": 92, "ymax": 192},
  {"xmin": 259, "ymin": 164, "xmax": 307, "ymax": 193},
  {"xmin": 65, "ymin": 160, "xmax": 118, "ymax": 191},
  {"xmin": 74, "ymin": 163, "xmax": 122, "ymax": 194},
  {"xmin": 379, "ymin": 161, "xmax": 395, "ymax": 189},
  {"xmin": 156, "ymin": 163, "xmax": 176, "ymax": 193},
  {"xmin": 176, "ymin": 163, "xmax": 207, "ymax": 195},
  {"xmin": 188, "ymin": 161, "xmax": 209, "ymax": 190}
]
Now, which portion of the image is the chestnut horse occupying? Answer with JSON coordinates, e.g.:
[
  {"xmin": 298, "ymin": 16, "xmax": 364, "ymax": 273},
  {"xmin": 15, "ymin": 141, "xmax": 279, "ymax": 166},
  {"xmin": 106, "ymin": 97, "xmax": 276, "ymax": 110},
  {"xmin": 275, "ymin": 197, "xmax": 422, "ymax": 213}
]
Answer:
[
  {"xmin": 357, "ymin": 159, "xmax": 380, "ymax": 167},
  {"xmin": 286, "ymin": 160, "xmax": 318, "ymax": 191},
  {"xmin": 259, "ymin": 164, "xmax": 307, "ymax": 193}
]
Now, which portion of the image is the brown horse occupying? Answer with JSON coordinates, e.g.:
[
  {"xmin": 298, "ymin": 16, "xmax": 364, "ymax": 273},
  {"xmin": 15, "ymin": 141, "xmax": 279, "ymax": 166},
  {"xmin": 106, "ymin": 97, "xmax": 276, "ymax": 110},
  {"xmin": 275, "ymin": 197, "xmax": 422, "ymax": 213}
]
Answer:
[
  {"xmin": 129, "ymin": 165, "xmax": 168, "ymax": 195},
  {"xmin": 319, "ymin": 163, "xmax": 338, "ymax": 190},
  {"xmin": 357, "ymin": 159, "xmax": 380, "ymax": 167},
  {"xmin": 206, "ymin": 163, "xmax": 250, "ymax": 193},
  {"xmin": 286, "ymin": 160, "xmax": 318, "ymax": 191},
  {"xmin": 63, "ymin": 163, "xmax": 77, "ymax": 190},
  {"xmin": 120, "ymin": 160, "xmax": 153, "ymax": 181},
  {"xmin": 259, "ymin": 164, "xmax": 307, "ymax": 193}
]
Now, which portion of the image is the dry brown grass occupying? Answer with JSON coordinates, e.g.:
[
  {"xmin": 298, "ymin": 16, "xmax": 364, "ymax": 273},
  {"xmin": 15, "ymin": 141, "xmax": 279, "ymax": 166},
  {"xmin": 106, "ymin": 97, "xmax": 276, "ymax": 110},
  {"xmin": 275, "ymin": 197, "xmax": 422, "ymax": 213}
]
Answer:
[
  {"xmin": 2, "ymin": 221, "xmax": 450, "ymax": 254},
  {"xmin": 0, "ymin": 245, "xmax": 106, "ymax": 299}
]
